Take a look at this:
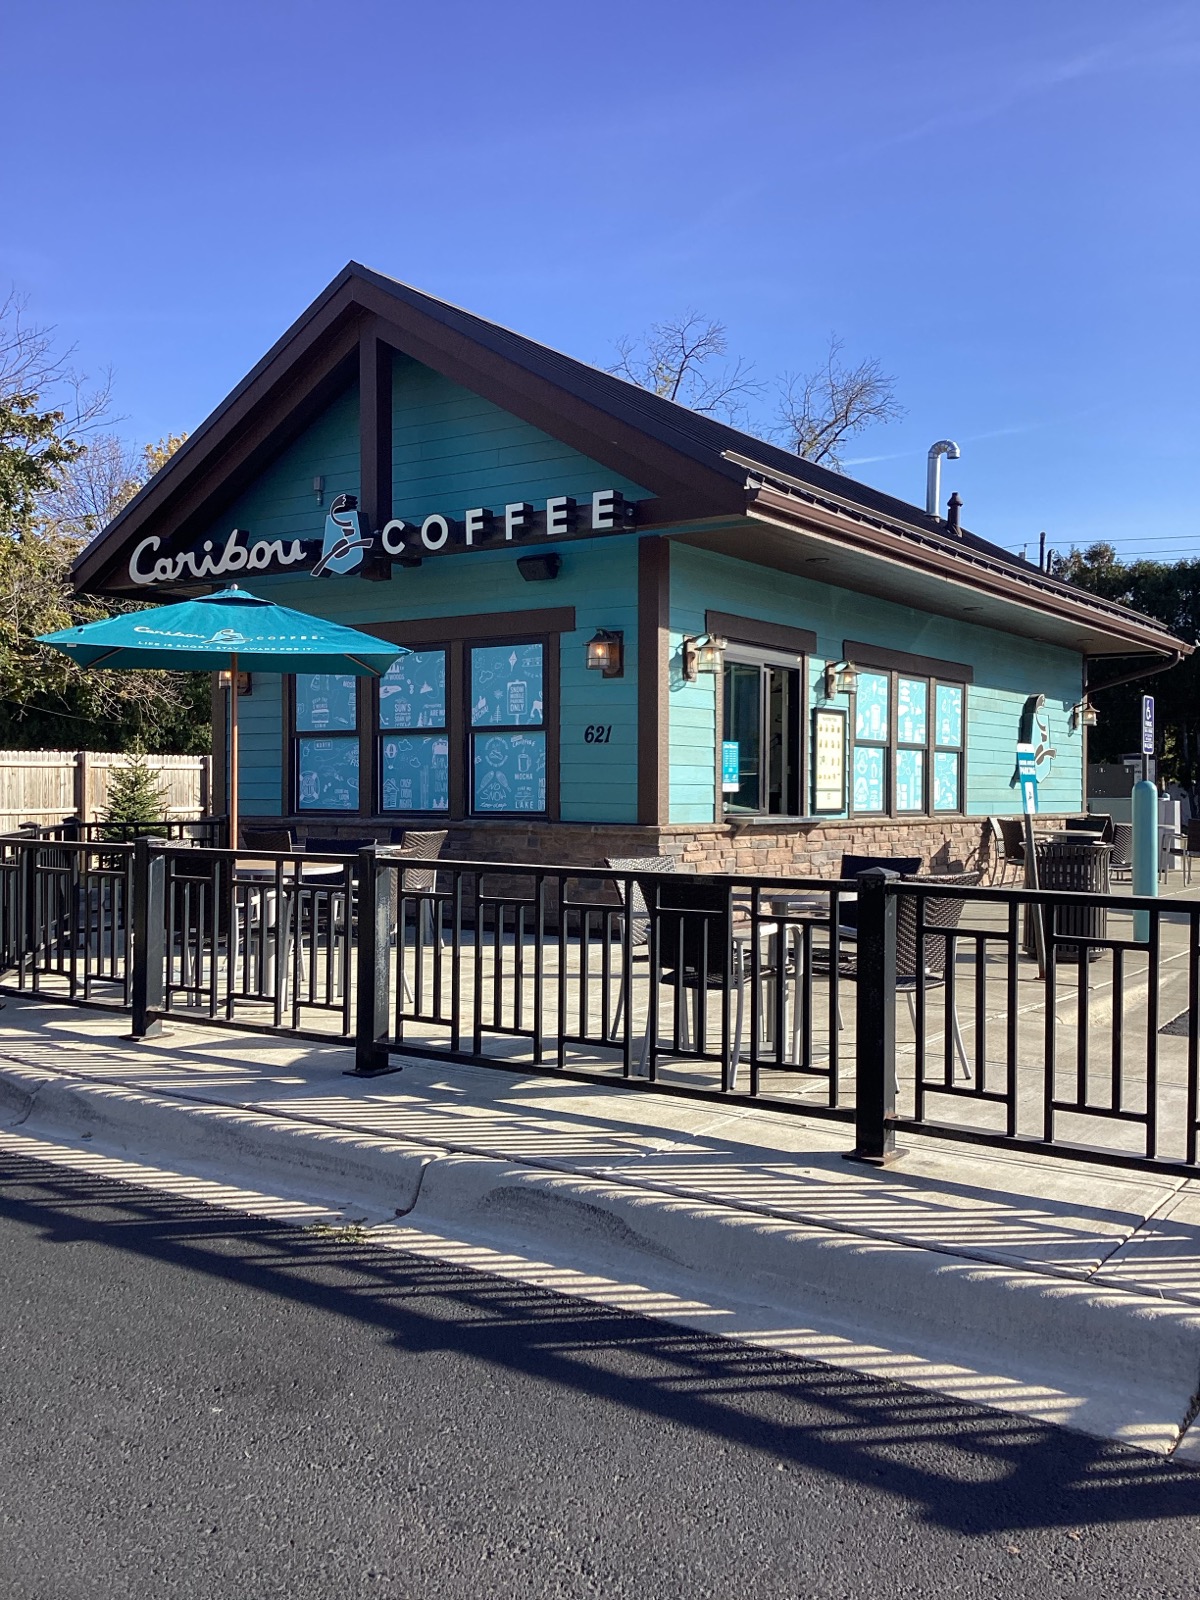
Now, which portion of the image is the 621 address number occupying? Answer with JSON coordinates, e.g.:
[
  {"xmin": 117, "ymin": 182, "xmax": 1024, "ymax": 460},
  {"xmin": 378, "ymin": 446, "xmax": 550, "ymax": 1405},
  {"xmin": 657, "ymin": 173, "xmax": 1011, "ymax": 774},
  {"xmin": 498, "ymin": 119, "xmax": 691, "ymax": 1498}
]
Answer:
[{"xmin": 583, "ymin": 724, "xmax": 613, "ymax": 744}]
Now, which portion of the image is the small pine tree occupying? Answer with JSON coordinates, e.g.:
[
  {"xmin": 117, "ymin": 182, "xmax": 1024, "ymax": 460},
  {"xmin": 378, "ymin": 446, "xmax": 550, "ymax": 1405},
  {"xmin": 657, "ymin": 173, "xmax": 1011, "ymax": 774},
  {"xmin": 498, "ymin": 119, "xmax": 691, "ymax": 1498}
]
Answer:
[{"xmin": 101, "ymin": 752, "xmax": 169, "ymax": 841}]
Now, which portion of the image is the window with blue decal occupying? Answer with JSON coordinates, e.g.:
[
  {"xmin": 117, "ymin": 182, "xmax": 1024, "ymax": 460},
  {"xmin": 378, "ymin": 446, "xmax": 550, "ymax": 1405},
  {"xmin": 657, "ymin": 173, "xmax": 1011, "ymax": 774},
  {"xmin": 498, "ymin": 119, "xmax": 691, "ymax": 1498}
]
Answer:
[
  {"xmin": 850, "ymin": 669, "xmax": 966, "ymax": 816},
  {"xmin": 295, "ymin": 674, "xmax": 359, "ymax": 811},
  {"xmin": 471, "ymin": 643, "xmax": 546, "ymax": 813},
  {"xmin": 380, "ymin": 651, "xmax": 449, "ymax": 813}
]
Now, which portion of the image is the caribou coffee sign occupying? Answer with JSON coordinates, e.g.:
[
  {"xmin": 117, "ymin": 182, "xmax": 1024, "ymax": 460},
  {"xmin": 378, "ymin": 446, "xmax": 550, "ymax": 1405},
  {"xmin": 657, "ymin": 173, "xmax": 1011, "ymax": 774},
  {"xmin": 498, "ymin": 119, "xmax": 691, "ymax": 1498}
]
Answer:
[{"xmin": 128, "ymin": 488, "xmax": 639, "ymax": 587}]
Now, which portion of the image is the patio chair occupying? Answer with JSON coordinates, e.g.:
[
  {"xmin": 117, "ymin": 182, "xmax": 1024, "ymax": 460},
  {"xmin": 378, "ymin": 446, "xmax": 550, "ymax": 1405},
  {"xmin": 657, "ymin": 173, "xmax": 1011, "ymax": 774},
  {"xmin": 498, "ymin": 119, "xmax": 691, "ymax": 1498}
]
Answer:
[
  {"xmin": 1110, "ymin": 823, "xmax": 1134, "ymax": 883},
  {"xmin": 814, "ymin": 871, "xmax": 982, "ymax": 1080},
  {"xmin": 391, "ymin": 829, "xmax": 448, "ymax": 959},
  {"xmin": 641, "ymin": 874, "xmax": 780, "ymax": 1089},
  {"xmin": 241, "ymin": 826, "xmax": 296, "ymax": 853},
  {"xmin": 986, "ymin": 817, "xmax": 1025, "ymax": 885},
  {"xmin": 605, "ymin": 856, "xmax": 678, "ymax": 1041},
  {"xmin": 1185, "ymin": 819, "xmax": 1200, "ymax": 887}
]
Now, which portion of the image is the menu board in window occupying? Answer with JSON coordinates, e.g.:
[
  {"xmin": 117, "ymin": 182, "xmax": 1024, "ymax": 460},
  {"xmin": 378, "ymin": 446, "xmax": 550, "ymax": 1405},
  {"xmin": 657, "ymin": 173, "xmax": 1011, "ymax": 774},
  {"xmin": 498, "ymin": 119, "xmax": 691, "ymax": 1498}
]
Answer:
[
  {"xmin": 853, "ymin": 746, "xmax": 885, "ymax": 812},
  {"xmin": 473, "ymin": 731, "xmax": 547, "ymax": 812},
  {"xmin": 381, "ymin": 734, "xmax": 449, "ymax": 812},
  {"xmin": 811, "ymin": 708, "xmax": 847, "ymax": 814},
  {"xmin": 854, "ymin": 672, "xmax": 889, "ymax": 742},
  {"xmin": 471, "ymin": 644, "xmax": 544, "ymax": 726},
  {"xmin": 296, "ymin": 674, "xmax": 356, "ymax": 732},
  {"xmin": 379, "ymin": 651, "xmax": 446, "ymax": 730},
  {"xmin": 297, "ymin": 738, "xmax": 359, "ymax": 810},
  {"xmin": 895, "ymin": 748, "xmax": 925, "ymax": 812},
  {"xmin": 897, "ymin": 678, "xmax": 927, "ymax": 745}
]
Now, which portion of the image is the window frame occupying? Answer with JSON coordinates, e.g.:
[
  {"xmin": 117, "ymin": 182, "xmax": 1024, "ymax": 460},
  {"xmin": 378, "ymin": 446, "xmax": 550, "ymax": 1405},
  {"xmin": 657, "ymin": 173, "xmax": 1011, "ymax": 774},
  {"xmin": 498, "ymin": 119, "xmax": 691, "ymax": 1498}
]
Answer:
[
  {"xmin": 376, "ymin": 647, "xmax": 451, "ymax": 817},
  {"xmin": 466, "ymin": 635, "xmax": 552, "ymax": 819},
  {"xmin": 719, "ymin": 644, "xmax": 807, "ymax": 820},
  {"xmin": 849, "ymin": 669, "xmax": 967, "ymax": 819},
  {"xmin": 290, "ymin": 672, "xmax": 363, "ymax": 816}
]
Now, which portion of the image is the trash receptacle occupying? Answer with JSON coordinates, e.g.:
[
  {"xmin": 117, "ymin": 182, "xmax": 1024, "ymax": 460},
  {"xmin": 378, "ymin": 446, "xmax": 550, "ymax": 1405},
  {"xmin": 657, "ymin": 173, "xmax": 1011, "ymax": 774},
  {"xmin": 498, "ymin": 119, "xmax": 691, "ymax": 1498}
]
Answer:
[{"xmin": 1023, "ymin": 837, "xmax": 1112, "ymax": 962}]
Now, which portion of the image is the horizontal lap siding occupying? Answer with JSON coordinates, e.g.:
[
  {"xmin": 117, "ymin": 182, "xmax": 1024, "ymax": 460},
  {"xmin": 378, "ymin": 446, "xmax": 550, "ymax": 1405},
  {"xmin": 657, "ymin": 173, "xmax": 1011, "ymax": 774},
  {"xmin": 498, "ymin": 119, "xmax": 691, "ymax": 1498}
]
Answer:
[
  {"xmin": 236, "ymin": 677, "xmax": 283, "ymax": 816},
  {"xmin": 669, "ymin": 544, "xmax": 1085, "ymax": 825}
]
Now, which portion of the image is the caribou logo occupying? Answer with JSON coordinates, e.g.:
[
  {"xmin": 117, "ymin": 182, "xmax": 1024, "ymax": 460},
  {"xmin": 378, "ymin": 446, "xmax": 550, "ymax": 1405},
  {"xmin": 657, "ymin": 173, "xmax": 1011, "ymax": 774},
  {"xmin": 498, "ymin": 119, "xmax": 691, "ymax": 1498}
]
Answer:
[{"xmin": 313, "ymin": 493, "xmax": 374, "ymax": 577}]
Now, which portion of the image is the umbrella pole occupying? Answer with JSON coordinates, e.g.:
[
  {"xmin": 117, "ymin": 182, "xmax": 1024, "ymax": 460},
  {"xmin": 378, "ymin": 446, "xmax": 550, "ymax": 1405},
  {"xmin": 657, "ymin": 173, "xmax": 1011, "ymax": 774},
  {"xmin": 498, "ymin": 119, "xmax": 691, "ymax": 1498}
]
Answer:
[{"xmin": 228, "ymin": 652, "xmax": 240, "ymax": 852}]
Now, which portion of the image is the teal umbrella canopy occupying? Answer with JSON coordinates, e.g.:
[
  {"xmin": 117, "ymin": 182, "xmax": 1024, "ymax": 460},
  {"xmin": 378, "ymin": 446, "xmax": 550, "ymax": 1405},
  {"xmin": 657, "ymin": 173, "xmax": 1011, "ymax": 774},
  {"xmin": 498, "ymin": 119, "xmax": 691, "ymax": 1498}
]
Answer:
[{"xmin": 38, "ymin": 587, "xmax": 404, "ymax": 676}]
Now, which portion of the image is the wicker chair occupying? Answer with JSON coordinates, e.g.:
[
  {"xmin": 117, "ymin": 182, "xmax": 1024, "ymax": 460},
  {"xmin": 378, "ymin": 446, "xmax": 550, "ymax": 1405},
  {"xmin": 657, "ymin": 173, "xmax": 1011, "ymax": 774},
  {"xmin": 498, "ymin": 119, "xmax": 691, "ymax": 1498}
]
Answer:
[
  {"xmin": 1110, "ymin": 823, "xmax": 1134, "ymax": 882},
  {"xmin": 241, "ymin": 826, "xmax": 296, "ymax": 854},
  {"xmin": 605, "ymin": 857, "xmax": 678, "ymax": 1048},
  {"xmin": 815, "ymin": 870, "xmax": 982, "ymax": 1079}
]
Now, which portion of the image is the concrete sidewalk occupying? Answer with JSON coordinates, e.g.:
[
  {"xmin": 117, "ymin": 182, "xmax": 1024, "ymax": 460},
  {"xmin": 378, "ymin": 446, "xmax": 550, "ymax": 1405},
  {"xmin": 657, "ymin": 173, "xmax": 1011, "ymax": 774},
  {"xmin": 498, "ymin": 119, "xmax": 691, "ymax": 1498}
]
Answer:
[{"xmin": 2, "ymin": 996, "xmax": 1200, "ymax": 1460}]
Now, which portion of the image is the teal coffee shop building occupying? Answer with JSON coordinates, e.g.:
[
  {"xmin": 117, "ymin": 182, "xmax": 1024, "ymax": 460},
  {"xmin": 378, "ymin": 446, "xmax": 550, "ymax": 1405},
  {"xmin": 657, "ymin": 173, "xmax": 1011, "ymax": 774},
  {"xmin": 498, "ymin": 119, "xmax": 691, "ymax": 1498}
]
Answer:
[{"xmin": 74, "ymin": 264, "xmax": 1185, "ymax": 872}]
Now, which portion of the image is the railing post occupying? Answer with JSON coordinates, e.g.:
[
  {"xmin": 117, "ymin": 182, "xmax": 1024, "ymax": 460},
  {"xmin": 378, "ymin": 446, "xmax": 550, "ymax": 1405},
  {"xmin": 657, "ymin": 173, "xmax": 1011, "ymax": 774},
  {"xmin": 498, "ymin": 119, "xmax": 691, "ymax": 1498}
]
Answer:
[
  {"xmin": 350, "ymin": 845, "xmax": 401, "ymax": 1077},
  {"xmin": 18, "ymin": 839, "xmax": 38, "ymax": 984},
  {"xmin": 130, "ymin": 837, "xmax": 166, "ymax": 1039},
  {"xmin": 847, "ymin": 867, "xmax": 899, "ymax": 1165}
]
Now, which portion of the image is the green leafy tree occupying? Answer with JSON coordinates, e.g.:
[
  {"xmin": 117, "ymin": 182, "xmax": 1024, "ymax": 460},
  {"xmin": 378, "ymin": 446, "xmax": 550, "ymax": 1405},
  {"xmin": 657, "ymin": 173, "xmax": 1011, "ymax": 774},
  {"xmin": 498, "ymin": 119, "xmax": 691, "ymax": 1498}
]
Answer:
[
  {"xmin": 1056, "ymin": 542, "xmax": 1200, "ymax": 788},
  {"xmin": 100, "ymin": 751, "xmax": 170, "ymax": 840}
]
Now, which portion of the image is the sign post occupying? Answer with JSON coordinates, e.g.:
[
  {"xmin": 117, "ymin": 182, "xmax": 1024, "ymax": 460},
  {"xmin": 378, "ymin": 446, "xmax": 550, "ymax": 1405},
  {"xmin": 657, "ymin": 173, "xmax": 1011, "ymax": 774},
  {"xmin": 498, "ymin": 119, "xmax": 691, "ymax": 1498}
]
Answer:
[
  {"xmin": 1142, "ymin": 694, "xmax": 1155, "ymax": 783},
  {"xmin": 1016, "ymin": 742, "xmax": 1046, "ymax": 978}
]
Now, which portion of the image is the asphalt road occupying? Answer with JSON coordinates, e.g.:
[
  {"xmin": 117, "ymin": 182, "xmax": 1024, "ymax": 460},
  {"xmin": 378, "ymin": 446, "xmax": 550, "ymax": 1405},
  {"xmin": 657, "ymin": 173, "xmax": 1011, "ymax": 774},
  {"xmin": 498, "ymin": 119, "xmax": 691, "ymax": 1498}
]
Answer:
[{"xmin": 2, "ymin": 1151, "xmax": 1199, "ymax": 1600}]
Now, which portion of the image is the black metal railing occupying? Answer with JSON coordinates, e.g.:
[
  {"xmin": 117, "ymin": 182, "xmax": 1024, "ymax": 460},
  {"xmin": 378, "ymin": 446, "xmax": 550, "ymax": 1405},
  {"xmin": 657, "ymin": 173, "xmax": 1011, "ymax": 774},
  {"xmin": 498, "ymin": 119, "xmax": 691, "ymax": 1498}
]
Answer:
[
  {"xmin": 22, "ymin": 816, "xmax": 228, "ymax": 846},
  {"xmin": 1, "ymin": 837, "xmax": 1198, "ymax": 1177}
]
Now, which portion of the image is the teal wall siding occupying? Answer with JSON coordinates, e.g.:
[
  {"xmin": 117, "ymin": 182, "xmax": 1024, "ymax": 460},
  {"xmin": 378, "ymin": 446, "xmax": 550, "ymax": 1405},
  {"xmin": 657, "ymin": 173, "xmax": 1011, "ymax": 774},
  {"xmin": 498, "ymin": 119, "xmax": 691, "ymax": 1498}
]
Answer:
[
  {"xmin": 199, "ymin": 364, "xmax": 649, "ymax": 822},
  {"xmin": 390, "ymin": 356, "xmax": 648, "ymax": 520},
  {"xmin": 668, "ymin": 544, "xmax": 1085, "ymax": 824},
  {"xmin": 199, "ymin": 382, "xmax": 360, "ymax": 560},
  {"xmin": 235, "ymin": 676, "xmax": 283, "ymax": 816}
]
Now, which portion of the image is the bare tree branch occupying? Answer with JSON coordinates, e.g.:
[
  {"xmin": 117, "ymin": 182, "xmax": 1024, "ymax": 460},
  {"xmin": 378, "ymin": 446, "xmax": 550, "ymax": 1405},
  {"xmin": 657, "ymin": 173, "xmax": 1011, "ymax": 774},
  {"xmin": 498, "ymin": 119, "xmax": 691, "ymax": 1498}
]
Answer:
[
  {"xmin": 607, "ymin": 311, "xmax": 762, "ymax": 424},
  {"xmin": 776, "ymin": 335, "xmax": 904, "ymax": 469}
]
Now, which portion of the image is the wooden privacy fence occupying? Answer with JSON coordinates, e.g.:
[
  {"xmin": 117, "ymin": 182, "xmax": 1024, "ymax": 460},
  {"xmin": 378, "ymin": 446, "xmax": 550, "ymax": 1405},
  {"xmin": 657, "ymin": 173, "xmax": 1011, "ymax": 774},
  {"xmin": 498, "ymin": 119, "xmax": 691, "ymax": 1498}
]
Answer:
[{"xmin": 0, "ymin": 750, "xmax": 212, "ymax": 831}]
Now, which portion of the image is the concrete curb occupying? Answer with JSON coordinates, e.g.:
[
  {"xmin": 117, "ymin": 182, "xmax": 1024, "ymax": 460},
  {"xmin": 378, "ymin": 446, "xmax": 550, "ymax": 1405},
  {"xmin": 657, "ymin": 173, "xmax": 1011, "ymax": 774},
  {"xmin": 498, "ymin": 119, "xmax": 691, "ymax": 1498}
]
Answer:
[{"xmin": 3, "ymin": 1061, "xmax": 1199, "ymax": 1452}]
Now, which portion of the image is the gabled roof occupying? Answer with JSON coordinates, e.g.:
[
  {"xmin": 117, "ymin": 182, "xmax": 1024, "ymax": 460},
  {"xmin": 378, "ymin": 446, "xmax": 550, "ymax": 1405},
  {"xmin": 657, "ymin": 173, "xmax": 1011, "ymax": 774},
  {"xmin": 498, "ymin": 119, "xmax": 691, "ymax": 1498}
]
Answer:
[{"xmin": 73, "ymin": 262, "xmax": 1188, "ymax": 662}]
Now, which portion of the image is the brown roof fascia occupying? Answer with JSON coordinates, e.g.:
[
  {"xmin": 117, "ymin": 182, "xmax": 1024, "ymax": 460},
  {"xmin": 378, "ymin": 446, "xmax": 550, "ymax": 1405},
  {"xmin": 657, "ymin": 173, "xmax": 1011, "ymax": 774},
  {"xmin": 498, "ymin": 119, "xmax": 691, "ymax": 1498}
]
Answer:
[
  {"xmin": 362, "ymin": 296, "xmax": 744, "ymax": 509},
  {"xmin": 746, "ymin": 485, "xmax": 1187, "ymax": 658},
  {"xmin": 73, "ymin": 276, "xmax": 368, "ymax": 592}
]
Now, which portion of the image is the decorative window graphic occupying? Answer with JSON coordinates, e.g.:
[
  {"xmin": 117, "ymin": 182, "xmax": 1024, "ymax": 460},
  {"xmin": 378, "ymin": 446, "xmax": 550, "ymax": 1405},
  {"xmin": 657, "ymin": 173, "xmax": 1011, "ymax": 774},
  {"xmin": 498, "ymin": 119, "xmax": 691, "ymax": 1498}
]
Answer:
[
  {"xmin": 297, "ymin": 738, "xmax": 359, "ymax": 811},
  {"xmin": 896, "ymin": 678, "xmax": 927, "ymax": 745},
  {"xmin": 854, "ymin": 672, "xmax": 889, "ymax": 742},
  {"xmin": 472, "ymin": 732, "xmax": 547, "ymax": 813},
  {"xmin": 471, "ymin": 643, "xmax": 544, "ymax": 727},
  {"xmin": 296, "ymin": 674, "xmax": 357, "ymax": 732},
  {"xmin": 379, "ymin": 650, "xmax": 447, "ymax": 729},
  {"xmin": 295, "ymin": 673, "xmax": 358, "ymax": 810},
  {"xmin": 850, "ymin": 669, "xmax": 966, "ymax": 817},
  {"xmin": 470, "ymin": 643, "xmax": 546, "ymax": 813},
  {"xmin": 853, "ymin": 746, "xmax": 885, "ymax": 813},
  {"xmin": 935, "ymin": 684, "xmax": 963, "ymax": 748}
]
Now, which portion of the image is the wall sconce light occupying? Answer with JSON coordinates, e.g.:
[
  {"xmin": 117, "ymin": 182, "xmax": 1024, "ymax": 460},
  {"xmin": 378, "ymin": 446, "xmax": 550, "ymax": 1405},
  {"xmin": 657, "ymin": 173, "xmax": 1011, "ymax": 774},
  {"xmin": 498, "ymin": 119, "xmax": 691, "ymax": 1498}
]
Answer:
[
  {"xmin": 585, "ymin": 629, "xmax": 624, "ymax": 677},
  {"xmin": 218, "ymin": 670, "xmax": 252, "ymax": 696},
  {"xmin": 313, "ymin": 475, "xmax": 325, "ymax": 506},
  {"xmin": 681, "ymin": 634, "xmax": 727, "ymax": 682},
  {"xmin": 823, "ymin": 661, "xmax": 858, "ymax": 698},
  {"xmin": 1071, "ymin": 700, "xmax": 1099, "ymax": 731},
  {"xmin": 517, "ymin": 553, "xmax": 562, "ymax": 582}
]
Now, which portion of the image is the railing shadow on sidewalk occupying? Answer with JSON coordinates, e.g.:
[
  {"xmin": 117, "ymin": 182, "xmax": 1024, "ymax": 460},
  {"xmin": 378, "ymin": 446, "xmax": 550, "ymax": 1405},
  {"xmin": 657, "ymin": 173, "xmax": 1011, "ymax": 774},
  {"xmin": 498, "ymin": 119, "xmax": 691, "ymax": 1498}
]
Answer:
[{"xmin": 3, "ymin": 1147, "xmax": 1198, "ymax": 1541}]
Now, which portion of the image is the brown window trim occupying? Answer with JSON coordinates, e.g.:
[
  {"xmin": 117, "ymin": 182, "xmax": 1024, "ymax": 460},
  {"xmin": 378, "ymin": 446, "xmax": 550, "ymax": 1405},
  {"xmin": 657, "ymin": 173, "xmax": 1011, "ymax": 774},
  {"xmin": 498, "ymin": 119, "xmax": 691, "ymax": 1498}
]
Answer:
[
  {"xmin": 708, "ymin": 610, "xmax": 816, "ymax": 656},
  {"xmin": 368, "ymin": 607, "xmax": 575, "ymax": 648},
  {"xmin": 463, "ymin": 633, "xmax": 558, "ymax": 820},
  {"xmin": 289, "ymin": 675, "xmax": 363, "ymax": 817},
  {"xmin": 843, "ymin": 639, "xmax": 974, "ymax": 686}
]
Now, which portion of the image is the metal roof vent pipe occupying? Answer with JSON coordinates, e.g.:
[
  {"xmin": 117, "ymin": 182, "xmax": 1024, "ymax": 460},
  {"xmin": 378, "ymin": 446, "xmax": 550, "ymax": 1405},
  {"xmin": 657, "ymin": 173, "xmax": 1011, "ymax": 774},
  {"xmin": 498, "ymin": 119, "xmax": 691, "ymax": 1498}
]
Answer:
[
  {"xmin": 947, "ymin": 491, "xmax": 963, "ymax": 533},
  {"xmin": 926, "ymin": 439, "xmax": 960, "ymax": 517}
]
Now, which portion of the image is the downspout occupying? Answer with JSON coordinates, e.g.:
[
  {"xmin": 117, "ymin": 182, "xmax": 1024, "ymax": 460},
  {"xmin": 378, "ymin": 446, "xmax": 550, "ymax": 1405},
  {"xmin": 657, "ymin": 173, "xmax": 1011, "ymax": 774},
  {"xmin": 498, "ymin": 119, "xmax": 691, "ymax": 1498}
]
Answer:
[{"xmin": 1085, "ymin": 650, "xmax": 1183, "ymax": 695}]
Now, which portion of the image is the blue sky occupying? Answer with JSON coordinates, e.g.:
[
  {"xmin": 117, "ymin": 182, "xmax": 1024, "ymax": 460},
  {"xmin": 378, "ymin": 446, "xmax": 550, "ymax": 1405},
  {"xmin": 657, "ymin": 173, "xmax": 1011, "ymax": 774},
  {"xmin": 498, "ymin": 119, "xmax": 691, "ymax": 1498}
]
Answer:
[{"xmin": 4, "ymin": 0, "xmax": 1198, "ymax": 562}]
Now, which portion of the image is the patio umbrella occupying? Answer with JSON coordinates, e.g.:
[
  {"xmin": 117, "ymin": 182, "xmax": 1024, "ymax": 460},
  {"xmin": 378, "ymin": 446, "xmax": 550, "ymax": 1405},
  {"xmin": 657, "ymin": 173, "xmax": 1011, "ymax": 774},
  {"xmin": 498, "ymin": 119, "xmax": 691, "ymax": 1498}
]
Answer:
[{"xmin": 39, "ymin": 586, "xmax": 405, "ymax": 848}]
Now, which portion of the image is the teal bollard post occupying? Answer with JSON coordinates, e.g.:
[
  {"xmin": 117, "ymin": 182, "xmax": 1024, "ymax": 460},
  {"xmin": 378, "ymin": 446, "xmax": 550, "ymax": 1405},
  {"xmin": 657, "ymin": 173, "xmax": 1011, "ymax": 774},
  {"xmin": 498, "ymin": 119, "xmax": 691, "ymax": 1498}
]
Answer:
[{"xmin": 1132, "ymin": 779, "xmax": 1158, "ymax": 943}]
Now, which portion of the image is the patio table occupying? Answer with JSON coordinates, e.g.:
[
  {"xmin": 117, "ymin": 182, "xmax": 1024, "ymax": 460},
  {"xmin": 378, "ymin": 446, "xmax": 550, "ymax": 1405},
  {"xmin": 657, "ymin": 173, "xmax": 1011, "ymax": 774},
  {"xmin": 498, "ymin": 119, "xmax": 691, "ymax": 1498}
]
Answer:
[{"xmin": 233, "ymin": 857, "xmax": 349, "ymax": 999}]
